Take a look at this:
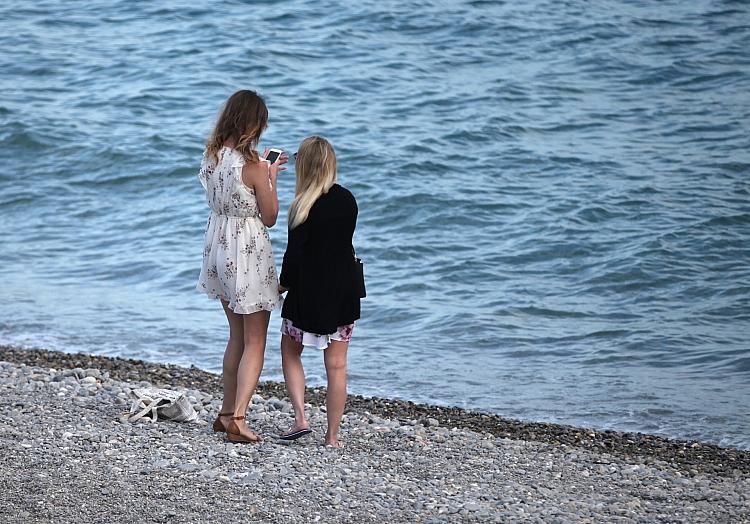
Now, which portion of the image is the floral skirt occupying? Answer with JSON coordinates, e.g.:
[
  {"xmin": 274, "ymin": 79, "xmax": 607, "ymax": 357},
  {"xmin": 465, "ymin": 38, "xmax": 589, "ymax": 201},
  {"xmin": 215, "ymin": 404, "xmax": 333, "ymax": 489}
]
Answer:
[
  {"xmin": 197, "ymin": 213, "xmax": 281, "ymax": 314},
  {"xmin": 280, "ymin": 318, "xmax": 354, "ymax": 350}
]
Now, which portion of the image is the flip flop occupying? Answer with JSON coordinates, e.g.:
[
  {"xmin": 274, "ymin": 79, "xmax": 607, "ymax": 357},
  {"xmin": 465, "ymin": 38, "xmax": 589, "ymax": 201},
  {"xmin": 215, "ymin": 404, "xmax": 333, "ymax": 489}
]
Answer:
[{"xmin": 278, "ymin": 428, "xmax": 312, "ymax": 441}]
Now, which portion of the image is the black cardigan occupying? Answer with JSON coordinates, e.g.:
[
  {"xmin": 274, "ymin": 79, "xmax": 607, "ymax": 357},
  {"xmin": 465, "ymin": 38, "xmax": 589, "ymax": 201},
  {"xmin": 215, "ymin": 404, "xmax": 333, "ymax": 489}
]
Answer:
[{"xmin": 280, "ymin": 184, "xmax": 361, "ymax": 334}]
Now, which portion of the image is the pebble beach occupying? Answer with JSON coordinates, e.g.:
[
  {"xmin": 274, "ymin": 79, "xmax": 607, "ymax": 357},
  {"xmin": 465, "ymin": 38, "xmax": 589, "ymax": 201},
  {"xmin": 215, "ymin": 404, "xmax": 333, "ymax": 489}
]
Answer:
[{"xmin": 0, "ymin": 346, "xmax": 748, "ymax": 523}]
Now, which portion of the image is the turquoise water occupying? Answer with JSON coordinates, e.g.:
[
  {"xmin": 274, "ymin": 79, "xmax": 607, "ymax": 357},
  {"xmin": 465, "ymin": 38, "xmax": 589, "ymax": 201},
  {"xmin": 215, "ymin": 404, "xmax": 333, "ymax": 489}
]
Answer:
[{"xmin": 1, "ymin": 0, "xmax": 749, "ymax": 448}]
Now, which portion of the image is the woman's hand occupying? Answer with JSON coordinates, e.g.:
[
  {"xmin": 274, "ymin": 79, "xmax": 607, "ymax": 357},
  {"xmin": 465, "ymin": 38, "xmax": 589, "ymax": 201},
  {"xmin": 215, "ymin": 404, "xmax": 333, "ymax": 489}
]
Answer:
[{"xmin": 268, "ymin": 151, "xmax": 288, "ymax": 184}]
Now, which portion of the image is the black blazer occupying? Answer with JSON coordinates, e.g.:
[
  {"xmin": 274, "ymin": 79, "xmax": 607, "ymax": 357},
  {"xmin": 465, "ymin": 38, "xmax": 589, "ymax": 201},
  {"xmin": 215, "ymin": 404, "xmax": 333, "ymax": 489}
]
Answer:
[{"xmin": 280, "ymin": 184, "xmax": 361, "ymax": 334}]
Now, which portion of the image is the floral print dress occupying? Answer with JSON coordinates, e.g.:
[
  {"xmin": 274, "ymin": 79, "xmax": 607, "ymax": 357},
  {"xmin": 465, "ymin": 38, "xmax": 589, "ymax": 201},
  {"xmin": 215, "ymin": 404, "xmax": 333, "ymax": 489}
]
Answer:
[{"xmin": 196, "ymin": 146, "xmax": 281, "ymax": 314}]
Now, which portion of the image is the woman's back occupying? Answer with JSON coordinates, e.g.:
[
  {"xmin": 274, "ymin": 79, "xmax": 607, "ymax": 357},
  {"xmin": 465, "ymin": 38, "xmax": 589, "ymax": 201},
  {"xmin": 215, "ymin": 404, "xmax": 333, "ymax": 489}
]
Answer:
[
  {"xmin": 280, "ymin": 184, "xmax": 360, "ymax": 334},
  {"xmin": 199, "ymin": 146, "xmax": 260, "ymax": 219}
]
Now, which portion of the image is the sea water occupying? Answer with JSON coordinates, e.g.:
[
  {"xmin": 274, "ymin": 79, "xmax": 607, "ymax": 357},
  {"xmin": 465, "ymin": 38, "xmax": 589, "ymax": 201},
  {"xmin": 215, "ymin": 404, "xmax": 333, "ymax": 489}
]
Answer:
[{"xmin": 0, "ymin": 0, "xmax": 748, "ymax": 448}]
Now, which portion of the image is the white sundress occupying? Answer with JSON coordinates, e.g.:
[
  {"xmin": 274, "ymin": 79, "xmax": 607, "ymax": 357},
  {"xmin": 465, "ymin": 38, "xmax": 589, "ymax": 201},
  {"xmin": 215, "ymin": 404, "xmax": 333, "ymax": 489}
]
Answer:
[{"xmin": 196, "ymin": 146, "xmax": 281, "ymax": 314}]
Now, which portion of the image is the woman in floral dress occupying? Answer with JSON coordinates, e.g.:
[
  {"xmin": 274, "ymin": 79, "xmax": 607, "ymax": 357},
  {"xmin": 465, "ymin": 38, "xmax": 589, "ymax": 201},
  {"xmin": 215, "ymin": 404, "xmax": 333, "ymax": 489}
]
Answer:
[{"xmin": 197, "ymin": 90, "xmax": 287, "ymax": 443}]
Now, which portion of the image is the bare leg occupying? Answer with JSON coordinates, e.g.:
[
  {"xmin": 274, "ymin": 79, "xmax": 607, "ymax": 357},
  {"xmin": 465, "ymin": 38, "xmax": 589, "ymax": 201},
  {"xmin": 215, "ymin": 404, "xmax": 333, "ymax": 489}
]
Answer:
[
  {"xmin": 281, "ymin": 333, "xmax": 308, "ymax": 433},
  {"xmin": 323, "ymin": 340, "xmax": 349, "ymax": 447},
  {"xmin": 231, "ymin": 309, "xmax": 270, "ymax": 440},
  {"xmin": 219, "ymin": 301, "xmax": 244, "ymax": 427}
]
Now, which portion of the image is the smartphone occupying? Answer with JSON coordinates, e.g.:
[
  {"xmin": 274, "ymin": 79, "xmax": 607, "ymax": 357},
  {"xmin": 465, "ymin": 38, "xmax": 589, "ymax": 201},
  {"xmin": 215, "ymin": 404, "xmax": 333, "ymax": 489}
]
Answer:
[{"xmin": 264, "ymin": 148, "xmax": 283, "ymax": 164}]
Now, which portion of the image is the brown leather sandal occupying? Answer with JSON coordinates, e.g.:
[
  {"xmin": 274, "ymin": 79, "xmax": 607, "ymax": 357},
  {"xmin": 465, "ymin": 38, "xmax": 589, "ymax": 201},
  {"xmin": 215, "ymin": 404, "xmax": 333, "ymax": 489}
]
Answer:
[
  {"xmin": 226, "ymin": 415, "xmax": 262, "ymax": 444},
  {"xmin": 212, "ymin": 411, "xmax": 234, "ymax": 433}
]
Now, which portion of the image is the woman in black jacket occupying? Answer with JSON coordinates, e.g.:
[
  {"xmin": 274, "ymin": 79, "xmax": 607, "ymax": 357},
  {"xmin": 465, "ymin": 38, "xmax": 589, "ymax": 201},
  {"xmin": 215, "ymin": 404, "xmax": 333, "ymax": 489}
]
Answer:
[{"xmin": 278, "ymin": 136, "xmax": 360, "ymax": 448}]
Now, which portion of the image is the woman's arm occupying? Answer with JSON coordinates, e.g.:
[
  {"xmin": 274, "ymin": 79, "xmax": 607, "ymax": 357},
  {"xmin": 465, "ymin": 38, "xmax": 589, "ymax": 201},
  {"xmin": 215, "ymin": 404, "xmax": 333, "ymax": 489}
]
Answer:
[{"xmin": 242, "ymin": 155, "xmax": 286, "ymax": 227}]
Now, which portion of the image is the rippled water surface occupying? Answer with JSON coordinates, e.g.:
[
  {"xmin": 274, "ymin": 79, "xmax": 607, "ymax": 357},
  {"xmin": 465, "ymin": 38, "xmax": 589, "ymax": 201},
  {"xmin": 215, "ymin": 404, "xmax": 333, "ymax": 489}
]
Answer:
[{"xmin": 1, "ymin": 0, "xmax": 749, "ymax": 448}]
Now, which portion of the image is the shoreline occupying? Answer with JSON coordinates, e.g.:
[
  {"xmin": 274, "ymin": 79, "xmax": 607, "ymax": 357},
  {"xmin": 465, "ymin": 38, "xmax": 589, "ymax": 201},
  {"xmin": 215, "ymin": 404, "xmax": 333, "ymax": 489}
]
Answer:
[
  {"xmin": 1, "ymin": 345, "xmax": 748, "ymax": 522},
  {"xmin": 2, "ymin": 345, "xmax": 748, "ymax": 477}
]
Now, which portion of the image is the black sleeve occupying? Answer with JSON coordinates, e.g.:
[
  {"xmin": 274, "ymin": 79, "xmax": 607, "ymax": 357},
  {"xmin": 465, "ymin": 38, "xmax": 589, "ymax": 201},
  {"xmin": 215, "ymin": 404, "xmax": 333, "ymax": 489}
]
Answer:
[
  {"xmin": 348, "ymin": 190, "xmax": 359, "ymax": 246},
  {"xmin": 352, "ymin": 194, "xmax": 358, "ymax": 231},
  {"xmin": 279, "ymin": 222, "xmax": 307, "ymax": 288}
]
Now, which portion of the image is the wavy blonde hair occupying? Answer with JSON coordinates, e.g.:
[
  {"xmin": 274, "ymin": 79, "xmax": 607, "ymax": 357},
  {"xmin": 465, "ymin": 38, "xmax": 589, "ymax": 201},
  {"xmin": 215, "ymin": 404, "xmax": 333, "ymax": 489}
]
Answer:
[
  {"xmin": 205, "ymin": 90, "xmax": 268, "ymax": 164},
  {"xmin": 288, "ymin": 136, "xmax": 337, "ymax": 229}
]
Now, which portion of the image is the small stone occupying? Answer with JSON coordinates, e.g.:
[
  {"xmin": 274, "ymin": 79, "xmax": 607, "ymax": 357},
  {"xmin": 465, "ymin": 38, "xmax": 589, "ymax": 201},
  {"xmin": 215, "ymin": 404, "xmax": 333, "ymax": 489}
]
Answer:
[
  {"xmin": 177, "ymin": 463, "xmax": 202, "ymax": 472},
  {"xmin": 238, "ymin": 470, "xmax": 263, "ymax": 483}
]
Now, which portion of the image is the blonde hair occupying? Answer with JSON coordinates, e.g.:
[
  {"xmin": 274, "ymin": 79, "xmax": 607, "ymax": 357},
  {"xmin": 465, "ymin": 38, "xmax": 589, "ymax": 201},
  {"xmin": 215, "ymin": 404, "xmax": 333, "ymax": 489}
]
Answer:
[
  {"xmin": 206, "ymin": 90, "xmax": 268, "ymax": 164},
  {"xmin": 288, "ymin": 136, "xmax": 337, "ymax": 229}
]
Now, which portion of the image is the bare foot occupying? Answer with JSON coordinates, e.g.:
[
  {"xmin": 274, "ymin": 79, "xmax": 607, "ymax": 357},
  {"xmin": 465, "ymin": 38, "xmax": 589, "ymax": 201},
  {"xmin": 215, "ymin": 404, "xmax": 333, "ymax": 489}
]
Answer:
[
  {"xmin": 227, "ymin": 417, "xmax": 262, "ymax": 443},
  {"xmin": 324, "ymin": 438, "xmax": 344, "ymax": 449}
]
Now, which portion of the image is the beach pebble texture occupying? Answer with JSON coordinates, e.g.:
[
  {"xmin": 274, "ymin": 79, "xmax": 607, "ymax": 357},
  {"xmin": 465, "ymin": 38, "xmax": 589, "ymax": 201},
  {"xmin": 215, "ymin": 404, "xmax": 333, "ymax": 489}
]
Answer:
[
  {"xmin": 4, "ymin": 346, "xmax": 747, "ymax": 478},
  {"xmin": 0, "ymin": 356, "xmax": 748, "ymax": 523}
]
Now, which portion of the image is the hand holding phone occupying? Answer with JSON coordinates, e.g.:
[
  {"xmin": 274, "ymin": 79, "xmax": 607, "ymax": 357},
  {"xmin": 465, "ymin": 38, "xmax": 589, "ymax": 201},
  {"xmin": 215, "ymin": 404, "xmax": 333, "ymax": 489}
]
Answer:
[
  {"xmin": 263, "ymin": 148, "xmax": 287, "ymax": 188},
  {"xmin": 264, "ymin": 148, "xmax": 284, "ymax": 165}
]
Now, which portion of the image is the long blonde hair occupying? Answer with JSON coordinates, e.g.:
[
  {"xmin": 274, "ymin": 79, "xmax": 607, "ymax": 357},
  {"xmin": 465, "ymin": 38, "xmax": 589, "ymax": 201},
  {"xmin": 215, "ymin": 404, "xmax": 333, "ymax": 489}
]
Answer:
[
  {"xmin": 288, "ymin": 136, "xmax": 337, "ymax": 229},
  {"xmin": 205, "ymin": 90, "xmax": 268, "ymax": 164}
]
